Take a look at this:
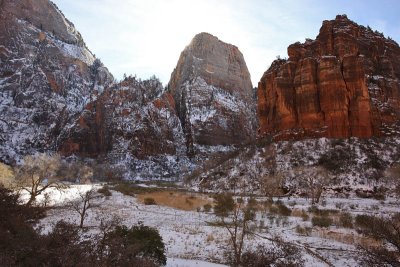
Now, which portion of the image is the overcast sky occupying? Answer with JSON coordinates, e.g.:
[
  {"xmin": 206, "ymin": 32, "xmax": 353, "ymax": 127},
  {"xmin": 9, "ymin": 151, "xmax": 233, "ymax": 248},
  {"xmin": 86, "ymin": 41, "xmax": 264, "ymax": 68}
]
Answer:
[{"xmin": 52, "ymin": 0, "xmax": 400, "ymax": 86}]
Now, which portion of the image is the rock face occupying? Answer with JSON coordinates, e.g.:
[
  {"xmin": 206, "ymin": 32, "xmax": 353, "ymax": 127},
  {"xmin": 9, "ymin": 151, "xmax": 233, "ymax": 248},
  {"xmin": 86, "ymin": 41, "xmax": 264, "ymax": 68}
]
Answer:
[
  {"xmin": 0, "ymin": 0, "xmax": 113, "ymax": 163},
  {"xmin": 258, "ymin": 15, "xmax": 400, "ymax": 140},
  {"xmin": 169, "ymin": 33, "xmax": 256, "ymax": 155},
  {"xmin": 59, "ymin": 76, "xmax": 189, "ymax": 179}
]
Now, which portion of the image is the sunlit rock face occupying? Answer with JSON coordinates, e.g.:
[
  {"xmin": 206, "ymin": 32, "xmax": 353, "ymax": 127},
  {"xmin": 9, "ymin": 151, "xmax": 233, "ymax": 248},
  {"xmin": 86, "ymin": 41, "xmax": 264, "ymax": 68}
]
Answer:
[
  {"xmin": 169, "ymin": 33, "xmax": 257, "ymax": 155},
  {"xmin": 258, "ymin": 15, "xmax": 400, "ymax": 140}
]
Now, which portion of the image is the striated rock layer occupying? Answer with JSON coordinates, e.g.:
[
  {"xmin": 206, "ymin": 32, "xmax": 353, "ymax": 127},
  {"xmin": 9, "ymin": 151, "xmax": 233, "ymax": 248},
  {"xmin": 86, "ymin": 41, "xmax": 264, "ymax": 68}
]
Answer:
[
  {"xmin": 169, "ymin": 33, "xmax": 256, "ymax": 155},
  {"xmin": 258, "ymin": 15, "xmax": 400, "ymax": 140}
]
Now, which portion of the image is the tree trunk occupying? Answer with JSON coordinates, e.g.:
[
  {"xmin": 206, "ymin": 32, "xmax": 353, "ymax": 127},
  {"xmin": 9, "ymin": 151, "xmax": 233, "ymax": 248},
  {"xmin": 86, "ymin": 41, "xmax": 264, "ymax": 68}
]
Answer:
[
  {"xmin": 79, "ymin": 213, "xmax": 85, "ymax": 228},
  {"xmin": 26, "ymin": 195, "xmax": 36, "ymax": 206}
]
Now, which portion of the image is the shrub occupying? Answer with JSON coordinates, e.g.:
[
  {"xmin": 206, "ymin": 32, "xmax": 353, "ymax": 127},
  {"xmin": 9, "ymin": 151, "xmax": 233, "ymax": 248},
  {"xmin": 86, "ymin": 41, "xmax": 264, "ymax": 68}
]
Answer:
[
  {"xmin": 144, "ymin": 197, "xmax": 156, "ymax": 205},
  {"xmin": 203, "ymin": 203, "xmax": 212, "ymax": 213},
  {"xmin": 241, "ymin": 238, "xmax": 304, "ymax": 267},
  {"xmin": 269, "ymin": 205, "xmax": 279, "ymax": 215},
  {"xmin": 105, "ymin": 223, "xmax": 167, "ymax": 266},
  {"xmin": 338, "ymin": 212, "xmax": 353, "ymax": 228},
  {"xmin": 308, "ymin": 206, "xmax": 331, "ymax": 216},
  {"xmin": 296, "ymin": 225, "xmax": 311, "ymax": 236},
  {"xmin": 213, "ymin": 193, "xmax": 234, "ymax": 217},
  {"xmin": 97, "ymin": 186, "xmax": 112, "ymax": 197},
  {"xmin": 301, "ymin": 210, "xmax": 309, "ymax": 221},
  {"xmin": 312, "ymin": 215, "xmax": 333, "ymax": 228},
  {"xmin": 277, "ymin": 203, "xmax": 292, "ymax": 216}
]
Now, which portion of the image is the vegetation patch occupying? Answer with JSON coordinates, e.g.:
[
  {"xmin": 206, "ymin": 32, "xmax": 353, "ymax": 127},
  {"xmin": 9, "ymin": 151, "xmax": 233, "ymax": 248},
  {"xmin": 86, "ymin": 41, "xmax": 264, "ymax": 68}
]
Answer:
[
  {"xmin": 138, "ymin": 191, "xmax": 212, "ymax": 211},
  {"xmin": 112, "ymin": 183, "xmax": 161, "ymax": 196},
  {"xmin": 312, "ymin": 215, "xmax": 333, "ymax": 228}
]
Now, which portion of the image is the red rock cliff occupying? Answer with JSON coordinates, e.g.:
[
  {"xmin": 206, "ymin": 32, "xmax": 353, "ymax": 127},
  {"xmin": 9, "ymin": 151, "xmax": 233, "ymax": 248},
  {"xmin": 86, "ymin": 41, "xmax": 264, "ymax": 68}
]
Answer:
[{"xmin": 258, "ymin": 15, "xmax": 400, "ymax": 139}]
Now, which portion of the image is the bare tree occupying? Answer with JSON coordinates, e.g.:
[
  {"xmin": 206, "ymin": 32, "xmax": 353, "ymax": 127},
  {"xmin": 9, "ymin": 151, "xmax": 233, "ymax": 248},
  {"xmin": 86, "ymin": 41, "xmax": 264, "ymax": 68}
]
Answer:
[
  {"xmin": 58, "ymin": 161, "xmax": 93, "ymax": 184},
  {"xmin": 214, "ymin": 193, "xmax": 256, "ymax": 267},
  {"xmin": 69, "ymin": 188, "xmax": 101, "ymax": 228},
  {"xmin": 295, "ymin": 166, "xmax": 330, "ymax": 205},
  {"xmin": 15, "ymin": 153, "xmax": 64, "ymax": 206},
  {"xmin": 261, "ymin": 172, "xmax": 284, "ymax": 200}
]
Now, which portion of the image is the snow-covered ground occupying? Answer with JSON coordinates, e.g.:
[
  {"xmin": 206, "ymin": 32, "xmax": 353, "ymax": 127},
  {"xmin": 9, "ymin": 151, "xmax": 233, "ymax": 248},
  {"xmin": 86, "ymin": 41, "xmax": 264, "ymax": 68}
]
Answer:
[{"xmin": 34, "ymin": 185, "xmax": 400, "ymax": 267}]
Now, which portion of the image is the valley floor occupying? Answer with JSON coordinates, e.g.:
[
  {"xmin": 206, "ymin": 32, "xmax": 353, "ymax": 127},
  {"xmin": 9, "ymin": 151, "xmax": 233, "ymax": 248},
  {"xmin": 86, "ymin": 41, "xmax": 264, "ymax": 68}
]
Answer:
[{"xmin": 34, "ymin": 184, "xmax": 400, "ymax": 267}]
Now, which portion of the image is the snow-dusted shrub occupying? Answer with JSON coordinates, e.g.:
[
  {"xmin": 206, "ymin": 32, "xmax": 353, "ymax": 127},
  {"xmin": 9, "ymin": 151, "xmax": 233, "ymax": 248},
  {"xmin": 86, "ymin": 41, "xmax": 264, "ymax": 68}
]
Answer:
[
  {"xmin": 241, "ymin": 238, "xmax": 305, "ymax": 267},
  {"xmin": 312, "ymin": 215, "xmax": 333, "ymax": 228}
]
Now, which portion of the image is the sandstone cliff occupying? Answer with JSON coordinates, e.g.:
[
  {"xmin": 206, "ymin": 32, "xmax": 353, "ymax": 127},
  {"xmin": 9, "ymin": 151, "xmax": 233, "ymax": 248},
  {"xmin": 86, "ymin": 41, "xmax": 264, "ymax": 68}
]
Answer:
[
  {"xmin": 58, "ymin": 76, "xmax": 189, "ymax": 179},
  {"xmin": 169, "ymin": 33, "xmax": 256, "ymax": 155},
  {"xmin": 0, "ymin": 0, "xmax": 113, "ymax": 163},
  {"xmin": 258, "ymin": 15, "xmax": 400, "ymax": 140}
]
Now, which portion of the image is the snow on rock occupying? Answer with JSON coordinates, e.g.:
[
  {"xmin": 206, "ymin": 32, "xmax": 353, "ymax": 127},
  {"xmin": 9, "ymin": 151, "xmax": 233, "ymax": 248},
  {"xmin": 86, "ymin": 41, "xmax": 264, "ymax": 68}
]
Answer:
[{"xmin": 0, "ymin": 2, "xmax": 113, "ymax": 164}]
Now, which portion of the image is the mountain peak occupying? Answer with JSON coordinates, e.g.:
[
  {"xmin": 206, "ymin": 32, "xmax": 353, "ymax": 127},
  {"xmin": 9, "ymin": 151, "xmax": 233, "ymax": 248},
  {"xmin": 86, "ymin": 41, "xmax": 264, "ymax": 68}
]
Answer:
[{"xmin": 168, "ymin": 33, "xmax": 256, "ymax": 151}]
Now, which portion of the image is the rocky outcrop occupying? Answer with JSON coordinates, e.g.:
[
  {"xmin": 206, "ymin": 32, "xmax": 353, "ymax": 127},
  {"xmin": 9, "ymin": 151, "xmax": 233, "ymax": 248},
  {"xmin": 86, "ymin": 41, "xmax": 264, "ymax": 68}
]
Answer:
[
  {"xmin": 58, "ymin": 76, "xmax": 190, "ymax": 179},
  {"xmin": 169, "ymin": 33, "xmax": 256, "ymax": 155},
  {"xmin": 60, "ymin": 77, "xmax": 184, "ymax": 159},
  {"xmin": 0, "ymin": 0, "xmax": 113, "ymax": 163},
  {"xmin": 258, "ymin": 15, "xmax": 400, "ymax": 140}
]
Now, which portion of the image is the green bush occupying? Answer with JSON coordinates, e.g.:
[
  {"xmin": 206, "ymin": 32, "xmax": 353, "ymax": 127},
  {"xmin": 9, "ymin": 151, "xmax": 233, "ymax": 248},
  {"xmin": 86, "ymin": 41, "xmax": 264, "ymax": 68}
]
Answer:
[
  {"xmin": 106, "ymin": 223, "xmax": 167, "ymax": 266},
  {"xmin": 144, "ymin": 197, "xmax": 157, "ymax": 205},
  {"xmin": 312, "ymin": 215, "xmax": 333, "ymax": 228}
]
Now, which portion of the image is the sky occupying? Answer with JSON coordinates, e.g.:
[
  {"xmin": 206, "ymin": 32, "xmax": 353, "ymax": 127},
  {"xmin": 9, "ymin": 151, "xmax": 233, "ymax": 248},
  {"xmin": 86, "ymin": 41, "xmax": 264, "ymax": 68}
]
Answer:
[{"xmin": 52, "ymin": 0, "xmax": 400, "ymax": 86}]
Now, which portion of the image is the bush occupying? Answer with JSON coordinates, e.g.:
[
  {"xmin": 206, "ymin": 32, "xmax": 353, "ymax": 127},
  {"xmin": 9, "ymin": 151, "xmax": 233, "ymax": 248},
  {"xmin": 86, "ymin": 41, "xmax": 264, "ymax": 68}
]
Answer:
[
  {"xmin": 277, "ymin": 203, "xmax": 292, "ymax": 216},
  {"xmin": 241, "ymin": 238, "xmax": 304, "ymax": 267},
  {"xmin": 296, "ymin": 225, "xmax": 312, "ymax": 236},
  {"xmin": 269, "ymin": 205, "xmax": 279, "ymax": 215},
  {"xmin": 338, "ymin": 212, "xmax": 353, "ymax": 228},
  {"xmin": 308, "ymin": 206, "xmax": 332, "ymax": 216},
  {"xmin": 97, "ymin": 186, "xmax": 112, "ymax": 197},
  {"xmin": 214, "ymin": 193, "xmax": 235, "ymax": 217},
  {"xmin": 301, "ymin": 210, "xmax": 309, "ymax": 221},
  {"xmin": 203, "ymin": 203, "xmax": 212, "ymax": 213},
  {"xmin": 106, "ymin": 223, "xmax": 166, "ymax": 266},
  {"xmin": 312, "ymin": 215, "xmax": 333, "ymax": 228},
  {"xmin": 144, "ymin": 197, "xmax": 156, "ymax": 205},
  {"xmin": 355, "ymin": 214, "xmax": 371, "ymax": 229}
]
